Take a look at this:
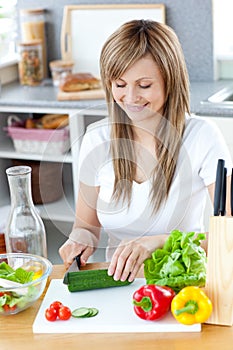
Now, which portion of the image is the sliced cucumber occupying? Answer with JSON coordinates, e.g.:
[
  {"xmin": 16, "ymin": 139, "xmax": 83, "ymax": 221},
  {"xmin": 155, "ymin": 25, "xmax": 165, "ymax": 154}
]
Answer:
[
  {"xmin": 88, "ymin": 307, "xmax": 99, "ymax": 317},
  {"xmin": 72, "ymin": 307, "xmax": 99, "ymax": 318},
  {"xmin": 72, "ymin": 307, "xmax": 90, "ymax": 318}
]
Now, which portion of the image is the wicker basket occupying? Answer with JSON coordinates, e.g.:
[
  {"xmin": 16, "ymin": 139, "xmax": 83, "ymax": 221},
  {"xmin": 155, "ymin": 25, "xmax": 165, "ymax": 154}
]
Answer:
[
  {"xmin": 12, "ymin": 159, "xmax": 63, "ymax": 204},
  {"xmin": 5, "ymin": 115, "xmax": 70, "ymax": 155}
]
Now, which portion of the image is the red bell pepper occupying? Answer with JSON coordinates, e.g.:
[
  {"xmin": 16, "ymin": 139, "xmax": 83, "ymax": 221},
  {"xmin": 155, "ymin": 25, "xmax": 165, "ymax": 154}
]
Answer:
[{"xmin": 132, "ymin": 285, "xmax": 175, "ymax": 321}]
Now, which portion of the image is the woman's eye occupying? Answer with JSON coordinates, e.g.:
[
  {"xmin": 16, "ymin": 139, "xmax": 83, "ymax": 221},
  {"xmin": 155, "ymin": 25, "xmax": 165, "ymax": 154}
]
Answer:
[
  {"xmin": 139, "ymin": 85, "xmax": 151, "ymax": 89},
  {"xmin": 116, "ymin": 83, "xmax": 126, "ymax": 88}
]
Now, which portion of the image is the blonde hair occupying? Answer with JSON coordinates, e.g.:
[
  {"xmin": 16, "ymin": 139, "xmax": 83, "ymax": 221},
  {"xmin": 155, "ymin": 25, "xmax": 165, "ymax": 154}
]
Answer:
[{"xmin": 100, "ymin": 19, "xmax": 190, "ymax": 212}]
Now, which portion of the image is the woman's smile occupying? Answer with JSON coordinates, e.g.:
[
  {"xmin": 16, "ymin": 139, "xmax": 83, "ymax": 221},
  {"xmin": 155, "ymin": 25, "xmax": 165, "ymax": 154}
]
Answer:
[{"xmin": 125, "ymin": 102, "xmax": 149, "ymax": 113}]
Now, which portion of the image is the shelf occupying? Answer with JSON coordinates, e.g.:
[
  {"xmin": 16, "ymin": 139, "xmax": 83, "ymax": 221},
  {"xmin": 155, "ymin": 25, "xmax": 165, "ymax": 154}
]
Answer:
[
  {"xmin": 0, "ymin": 142, "xmax": 73, "ymax": 163},
  {"xmin": 36, "ymin": 185, "xmax": 75, "ymax": 222},
  {"xmin": 0, "ymin": 186, "xmax": 75, "ymax": 227}
]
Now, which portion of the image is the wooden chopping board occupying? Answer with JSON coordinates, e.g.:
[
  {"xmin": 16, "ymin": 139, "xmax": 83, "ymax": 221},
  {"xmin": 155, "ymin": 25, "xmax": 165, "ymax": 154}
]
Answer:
[
  {"xmin": 33, "ymin": 279, "xmax": 201, "ymax": 333},
  {"xmin": 57, "ymin": 88, "xmax": 105, "ymax": 101}
]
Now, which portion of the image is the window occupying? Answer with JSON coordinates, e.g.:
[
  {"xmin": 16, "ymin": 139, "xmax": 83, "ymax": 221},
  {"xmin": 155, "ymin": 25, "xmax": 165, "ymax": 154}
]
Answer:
[{"xmin": 0, "ymin": 0, "xmax": 17, "ymax": 63}]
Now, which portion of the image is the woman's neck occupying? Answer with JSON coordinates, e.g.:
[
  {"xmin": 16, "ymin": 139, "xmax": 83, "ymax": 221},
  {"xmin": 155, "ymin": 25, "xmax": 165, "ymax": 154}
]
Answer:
[
  {"xmin": 132, "ymin": 124, "xmax": 158, "ymax": 184},
  {"xmin": 131, "ymin": 114, "xmax": 162, "ymax": 144}
]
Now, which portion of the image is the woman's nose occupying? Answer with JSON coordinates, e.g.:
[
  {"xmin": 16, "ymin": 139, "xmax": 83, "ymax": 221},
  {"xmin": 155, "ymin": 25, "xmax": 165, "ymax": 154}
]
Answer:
[{"xmin": 123, "ymin": 86, "xmax": 140, "ymax": 103}]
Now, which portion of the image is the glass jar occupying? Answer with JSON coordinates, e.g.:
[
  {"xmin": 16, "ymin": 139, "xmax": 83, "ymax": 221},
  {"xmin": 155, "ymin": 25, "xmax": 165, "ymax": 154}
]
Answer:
[
  {"xmin": 49, "ymin": 60, "xmax": 74, "ymax": 87},
  {"xmin": 5, "ymin": 166, "xmax": 47, "ymax": 257},
  {"xmin": 18, "ymin": 40, "xmax": 43, "ymax": 86},
  {"xmin": 20, "ymin": 8, "xmax": 47, "ymax": 78}
]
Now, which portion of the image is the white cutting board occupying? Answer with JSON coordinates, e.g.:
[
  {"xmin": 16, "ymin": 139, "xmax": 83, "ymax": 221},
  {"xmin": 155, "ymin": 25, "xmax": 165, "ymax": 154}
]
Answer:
[{"xmin": 33, "ymin": 279, "xmax": 201, "ymax": 333}]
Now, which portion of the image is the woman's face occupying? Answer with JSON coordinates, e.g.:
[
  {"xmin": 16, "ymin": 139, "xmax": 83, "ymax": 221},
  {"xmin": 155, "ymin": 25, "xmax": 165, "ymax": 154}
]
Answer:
[{"xmin": 111, "ymin": 54, "xmax": 165, "ymax": 125}]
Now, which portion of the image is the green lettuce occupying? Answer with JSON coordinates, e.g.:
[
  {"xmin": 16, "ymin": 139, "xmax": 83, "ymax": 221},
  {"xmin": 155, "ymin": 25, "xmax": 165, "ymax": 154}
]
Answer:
[
  {"xmin": 144, "ymin": 230, "xmax": 207, "ymax": 292},
  {"xmin": 0, "ymin": 262, "xmax": 37, "ymax": 313},
  {"xmin": 0, "ymin": 261, "xmax": 34, "ymax": 283}
]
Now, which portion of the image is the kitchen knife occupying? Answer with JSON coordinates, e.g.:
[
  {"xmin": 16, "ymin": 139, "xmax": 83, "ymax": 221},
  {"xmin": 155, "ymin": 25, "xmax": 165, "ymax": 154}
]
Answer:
[
  {"xmin": 214, "ymin": 159, "xmax": 225, "ymax": 216},
  {"xmin": 219, "ymin": 167, "xmax": 227, "ymax": 216},
  {"xmin": 63, "ymin": 254, "xmax": 82, "ymax": 285}
]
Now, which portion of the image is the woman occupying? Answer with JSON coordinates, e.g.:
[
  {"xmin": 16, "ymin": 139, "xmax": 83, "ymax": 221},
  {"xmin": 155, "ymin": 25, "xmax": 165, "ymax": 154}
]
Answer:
[{"xmin": 59, "ymin": 20, "xmax": 232, "ymax": 282}]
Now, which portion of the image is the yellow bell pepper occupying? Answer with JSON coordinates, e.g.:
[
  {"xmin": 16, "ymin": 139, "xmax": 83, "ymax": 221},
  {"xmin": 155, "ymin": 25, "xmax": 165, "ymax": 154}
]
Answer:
[{"xmin": 171, "ymin": 286, "xmax": 212, "ymax": 325}]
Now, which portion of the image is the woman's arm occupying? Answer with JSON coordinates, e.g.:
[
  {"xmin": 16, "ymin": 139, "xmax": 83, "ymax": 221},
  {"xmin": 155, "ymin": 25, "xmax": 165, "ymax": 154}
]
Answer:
[{"xmin": 59, "ymin": 182, "xmax": 101, "ymax": 269}]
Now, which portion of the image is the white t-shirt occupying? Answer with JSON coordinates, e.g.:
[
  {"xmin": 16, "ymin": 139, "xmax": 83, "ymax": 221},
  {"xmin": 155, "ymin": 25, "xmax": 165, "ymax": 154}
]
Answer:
[{"xmin": 78, "ymin": 114, "xmax": 232, "ymax": 260}]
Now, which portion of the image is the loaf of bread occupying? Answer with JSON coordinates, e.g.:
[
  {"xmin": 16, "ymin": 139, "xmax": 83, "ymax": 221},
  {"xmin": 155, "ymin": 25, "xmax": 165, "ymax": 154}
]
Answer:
[
  {"xmin": 40, "ymin": 114, "xmax": 69, "ymax": 129},
  {"xmin": 59, "ymin": 73, "xmax": 101, "ymax": 92},
  {"xmin": 25, "ymin": 114, "xmax": 69, "ymax": 129}
]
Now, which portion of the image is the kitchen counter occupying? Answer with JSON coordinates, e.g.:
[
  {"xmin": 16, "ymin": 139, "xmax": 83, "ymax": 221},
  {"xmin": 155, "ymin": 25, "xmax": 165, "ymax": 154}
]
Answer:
[
  {"xmin": 0, "ymin": 80, "xmax": 107, "ymax": 113},
  {"xmin": 0, "ymin": 263, "xmax": 232, "ymax": 350},
  {"xmin": 1, "ymin": 80, "xmax": 233, "ymax": 116}
]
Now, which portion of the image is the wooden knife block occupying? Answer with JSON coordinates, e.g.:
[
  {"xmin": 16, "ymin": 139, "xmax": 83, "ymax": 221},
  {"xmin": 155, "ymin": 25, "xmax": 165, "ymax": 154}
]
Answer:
[{"xmin": 205, "ymin": 216, "xmax": 233, "ymax": 326}]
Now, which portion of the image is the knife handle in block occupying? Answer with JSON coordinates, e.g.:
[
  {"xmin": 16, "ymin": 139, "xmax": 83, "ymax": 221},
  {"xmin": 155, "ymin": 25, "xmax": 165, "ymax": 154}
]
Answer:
[
  {"xmin": 214, "ymin": 159, "xmax": 225, "ymax": 216},
  {"xmin": 205, "ymin": 216, "xmax": 233, "ymax": 326},
  {"xmin": 219, "ymin": 167, "xmax": 227, "ymax": 216}
]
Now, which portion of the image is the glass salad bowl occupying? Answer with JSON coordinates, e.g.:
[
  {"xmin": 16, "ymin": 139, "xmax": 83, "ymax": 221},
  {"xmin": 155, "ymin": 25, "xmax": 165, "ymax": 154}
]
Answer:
[{"xmin": 0, "ymin": 253, "xmax": 52, "ymax": 315}]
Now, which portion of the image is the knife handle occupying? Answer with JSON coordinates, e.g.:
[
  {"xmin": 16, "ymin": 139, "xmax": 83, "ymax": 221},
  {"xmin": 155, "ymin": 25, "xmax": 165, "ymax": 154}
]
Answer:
[
  {"xmin": 214, "ymin": 159, "xmax": 225, "ymax": 216},
  {"xmin": 219, "ymin": 167, "xmax": 227, "ymax": 216},
  {"xmin": 75, "ymin": 254, "xmax": 82, "ymax": 269}
]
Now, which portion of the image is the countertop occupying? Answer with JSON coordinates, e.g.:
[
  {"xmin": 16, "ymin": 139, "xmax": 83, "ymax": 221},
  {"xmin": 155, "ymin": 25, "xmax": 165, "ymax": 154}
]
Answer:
[
  {"xmin": 0, "ymin": 263, "xmax": 232, "ymax": 350},
  {"xmin": 1, "ymin": 80, "xmax": 233, "ymax": 116}
]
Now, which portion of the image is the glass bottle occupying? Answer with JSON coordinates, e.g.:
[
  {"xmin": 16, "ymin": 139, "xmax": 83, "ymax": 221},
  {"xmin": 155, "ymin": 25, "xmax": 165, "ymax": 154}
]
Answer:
[{"xmin": 5, "ymin": 165, "xmax": 47, "ymax": 257}]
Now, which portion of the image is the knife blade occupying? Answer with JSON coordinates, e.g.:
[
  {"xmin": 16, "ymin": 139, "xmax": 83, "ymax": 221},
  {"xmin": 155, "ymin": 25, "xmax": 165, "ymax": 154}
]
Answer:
[
  {"xmin": 214, "ymin": 159, "xmax": 225, "ymax": 216},
  {"xmin": 63, "ymin": 254, "xmax": 82, "ymax": 285}
]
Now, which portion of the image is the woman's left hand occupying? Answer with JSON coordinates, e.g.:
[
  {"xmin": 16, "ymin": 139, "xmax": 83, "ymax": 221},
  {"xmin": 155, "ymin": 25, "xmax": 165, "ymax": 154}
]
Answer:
[{"xmin": 107, "ymin": 235, "xmax": 165, "ymax": 282}]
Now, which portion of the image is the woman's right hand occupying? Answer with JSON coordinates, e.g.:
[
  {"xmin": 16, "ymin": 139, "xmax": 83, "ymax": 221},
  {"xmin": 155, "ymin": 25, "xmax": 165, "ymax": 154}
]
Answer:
[{"xmin": 59, "ymin": 238, "xmax": 94, "ymax": 270}]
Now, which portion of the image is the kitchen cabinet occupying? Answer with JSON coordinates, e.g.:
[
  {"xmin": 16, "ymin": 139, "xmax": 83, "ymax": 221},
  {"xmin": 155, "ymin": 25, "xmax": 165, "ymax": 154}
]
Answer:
[{"xmin": 0, "ymin": 105, "xmax": 107, "ymax": 224}]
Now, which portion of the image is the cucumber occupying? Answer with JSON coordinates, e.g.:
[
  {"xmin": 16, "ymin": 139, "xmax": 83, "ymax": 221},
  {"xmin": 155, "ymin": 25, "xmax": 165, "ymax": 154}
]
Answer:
[
  {"xmin": 66, "ymin": 268, "xmax": 133, "ymax": 292},
  {"xmin": 72, "ymin": 307, "xmax": 99, "ymax": 318}
]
